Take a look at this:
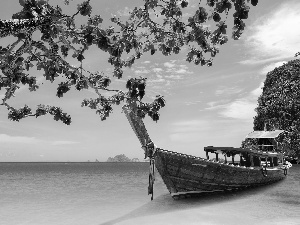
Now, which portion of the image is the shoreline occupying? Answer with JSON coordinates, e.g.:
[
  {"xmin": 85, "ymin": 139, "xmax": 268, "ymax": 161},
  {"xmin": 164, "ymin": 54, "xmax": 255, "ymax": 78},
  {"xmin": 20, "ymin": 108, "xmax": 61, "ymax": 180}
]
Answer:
[{"xmin": 0, "ymin": 161, "xmax": 149, "ymax": 163}]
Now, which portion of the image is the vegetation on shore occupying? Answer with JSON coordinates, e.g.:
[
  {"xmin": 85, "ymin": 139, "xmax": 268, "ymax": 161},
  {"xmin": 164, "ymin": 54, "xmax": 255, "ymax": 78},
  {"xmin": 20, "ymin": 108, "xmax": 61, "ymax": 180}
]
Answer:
[
  {"xmin": 107, "ymin": 154, "xmax": 140, "ymax": 162},
  {"xmin": 252, "ymin": 59, "xmax": 300, "ymax": 159}
]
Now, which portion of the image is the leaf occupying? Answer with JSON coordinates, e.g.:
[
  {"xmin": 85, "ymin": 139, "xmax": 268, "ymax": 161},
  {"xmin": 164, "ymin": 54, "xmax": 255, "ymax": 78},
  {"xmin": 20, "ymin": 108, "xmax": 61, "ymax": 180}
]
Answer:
[
  {"xmin": 77, "ymin": 54, "xmax": 85, "ymax": 62},
  {"xmin": 19, "ymin": 0, "xmax": 26, "ymax": 7},
  {"xmin": 151, "ymin": 49, "xmax": 156, "ymax": 55},
  {"xmin": 114, "ymin": 68, "xmax": 123, "ymax": 79},
  {"xmin": 156, "ymin": 96, "xmax": 166, "ymax": 107},
  {"xmin": 17, "ymin": 33, "xmax": 26, "ymax": 39},
  {"xmin": 138, "ymin": 90, "xmax": 145, "ymax": 100},
  {"xmin": 26, "ymin": 63, "xmax": 30, "ymax": 71},
  {"xmin": 78, "ymin": 1, "xmax": 92, "ymax": 16},
  {"xmin": 102, "ymin": 78, "xmax": 111, "ymax": 87},
  {"xmin": 195, "ymin": 7, "xmax": 208, "ymax": 23},
  {"xmin": 85, "ymin": 34, "xmax": 93, "ymax": 45},
  {"xmin": 152, "ymin": 113, "xmax": 159, "ymax": 122},
  {"xmin": 131, "ymin": 89, "xmax": 137, "ymax": 98},
  {"xmin": 213, "ymin": 13, "xmax": 221, "ymax": 22},
  {"xmin": 138, "ymin": 82, "xmax": 145, "ymax": 91},
  {"xmin": 136, "ymin": 109, "xmax": 145, "ymax": 118},
  {"xmin": 36, "ymin": 63, "xmax": 43, "ymax": 70},
  {"xmin": 181, "ymin": 1, "xmax": 188, "ymax": 8},
  {"xmin": 126, "ymin": 80, "xmax": 132, "ymax": 89},
  {"xmin": 251, "ymin": 0, "xmax": 258, "ymax": 6},
  {"xmin": 207, "ymin": 0, "xmax": 215, "ymax": 7}
]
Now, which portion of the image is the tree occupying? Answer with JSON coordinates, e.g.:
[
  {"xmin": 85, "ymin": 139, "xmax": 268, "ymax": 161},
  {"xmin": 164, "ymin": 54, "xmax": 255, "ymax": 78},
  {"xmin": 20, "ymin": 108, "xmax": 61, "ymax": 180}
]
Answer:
[
  {"xmin": 0, "ymin": 0, "xmax": 259, "ymax": 125},
  {"xmin": 107, "ymin": 154, "xmax": 133, "ymax": 162},
  {"xmin": 253, "ymin": 59, "xmax": 300, "ymax": 158}
]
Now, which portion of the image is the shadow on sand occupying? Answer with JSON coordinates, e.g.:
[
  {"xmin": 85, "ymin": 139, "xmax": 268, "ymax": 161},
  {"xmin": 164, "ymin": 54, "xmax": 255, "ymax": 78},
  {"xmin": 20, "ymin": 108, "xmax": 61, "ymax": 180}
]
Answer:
[{"xmin": 99, "ymin": 180, "xmax": 284, "ymax": 225}]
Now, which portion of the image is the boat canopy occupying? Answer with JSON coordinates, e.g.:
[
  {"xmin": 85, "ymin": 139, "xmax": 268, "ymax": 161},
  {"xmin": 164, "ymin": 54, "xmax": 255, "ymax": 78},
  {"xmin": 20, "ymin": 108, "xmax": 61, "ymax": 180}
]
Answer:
[
  {"xmin": 204, "ymin": 146, "xmax": 282, "ymax": 157},
  {"xmin": 204, "ymin": 146, "xmax": 250, "ymax": 154},
  {"xmin": 245, "ymin": 130, "xmax": 285, "ymax": 139}
]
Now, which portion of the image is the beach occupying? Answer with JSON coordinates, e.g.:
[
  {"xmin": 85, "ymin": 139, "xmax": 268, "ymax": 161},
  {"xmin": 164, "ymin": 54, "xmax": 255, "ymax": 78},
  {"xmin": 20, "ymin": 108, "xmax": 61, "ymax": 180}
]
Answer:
[{"xmin": 0, "ymin": 162, "xmax": 299, "ymax": 225}]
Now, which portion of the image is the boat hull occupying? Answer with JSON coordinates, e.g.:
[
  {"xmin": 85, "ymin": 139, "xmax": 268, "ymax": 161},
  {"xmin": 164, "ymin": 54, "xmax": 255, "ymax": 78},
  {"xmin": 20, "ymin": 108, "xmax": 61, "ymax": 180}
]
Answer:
[{"xmin": 154, "ymin": 149, "xmax": 287, "ymax": 197}]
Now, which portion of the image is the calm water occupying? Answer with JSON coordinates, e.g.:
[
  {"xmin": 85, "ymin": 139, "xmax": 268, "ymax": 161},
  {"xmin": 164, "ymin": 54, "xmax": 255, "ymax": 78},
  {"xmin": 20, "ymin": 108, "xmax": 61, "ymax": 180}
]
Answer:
[{"xmin": 0, "ymin": 162, "xmax": 299, "ymax": 225}]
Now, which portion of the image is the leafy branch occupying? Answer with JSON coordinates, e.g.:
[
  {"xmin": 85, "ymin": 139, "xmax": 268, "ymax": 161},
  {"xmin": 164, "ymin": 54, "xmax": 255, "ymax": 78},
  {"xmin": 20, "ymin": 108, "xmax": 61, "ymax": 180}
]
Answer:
[{"xmin": 0, "ymin": 0, "xmax": 259, "ymax": 125}]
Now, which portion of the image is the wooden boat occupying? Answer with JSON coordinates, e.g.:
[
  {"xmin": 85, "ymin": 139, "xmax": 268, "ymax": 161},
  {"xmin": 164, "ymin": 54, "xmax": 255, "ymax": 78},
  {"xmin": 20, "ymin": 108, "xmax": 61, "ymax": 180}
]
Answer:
[{"xmin": 123, "ymin": 105, "xmax": 292, "ymax": 199}]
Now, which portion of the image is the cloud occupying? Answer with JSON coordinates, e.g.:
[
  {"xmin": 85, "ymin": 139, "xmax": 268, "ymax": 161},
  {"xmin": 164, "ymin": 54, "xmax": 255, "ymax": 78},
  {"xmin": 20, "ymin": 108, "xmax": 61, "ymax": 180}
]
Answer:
[
  {"xmin": 205, "ymin": 99, "xmax": 257, "ymax": 120},
  {"xmin": 185, "ymin": 100, "xmax": 202, "ymax": 106},
  {"xmin": 239, "ymin": 57, "xmax": 286, "ymax": 65},
  {"xmin": 0, "ymin": 134, "xmax": 79, "ymax": 146},
  {"xmin": 205, "ymin": 100, "xmax": 231, "ymax": 110},
  {"xmin": 165, "ymin": 75, "xmax": 184, "ymax": 79},
  {"xmin": 164, "ymin": 62, "xmax": 176, "ymax": 68},
  {"xmin": 152, "ymin": 68, "xmax": 163, "ymax": 73},
  {"xmin": 117, "ymin": 6, "xmax": 132, "ymax": 17},
  {"xmin": 205, "ymin": 83, "xmax": 263, "ymax": 120},
  {"xmin": 175, "ymin": 68, "xmax": 190, "ymax": 74},
  {"xmin": 169, "ymin": 132, "xmax": 203, "ymax": 143},
  {"xmin": 217, "ymin": 83, "xmax": 262, "ymax": 120},
  {"xmin": 163, "ymin": 62, "xmax": 193, "ymax": 74},
  {"xmin": 169, "ymin": 120, "xmax": 210, "ymax": 143},
  {"xmin": 0, "ymin": 134, "xmax": 39, "ymax": 144},
  {"xmin": 219, "ymin": 100, "xmax": 257, "ymax": 120},
  {"xmin": 130, "ymin": 60, "xmax": 193, "ymax": 96},
  {"xmin": 148, "ymin": 78, "xmax": 165, "ymax": 83},
  {"xmin": 169, "ymin": 118, "xmax": 241, "ymax": 144},
  {"xmin": 134, "ymin": 69, "xmax": 150, "ymax": 74},
  {"xmin": 260, "ymin": 61, "xmax": 287, "ymax": 75},
  {"xmin": 51, "ymin": 141, "xmax": 80, "ymax": 146},
  {"xmin": 215, "ymin": 86, "xmax": 243, "ymax": 96},
  {"xmin": 241, "ymin": 2, "xmax": 300, "ymax": 64},
  {"xmin": 171, "ymin": 120, "xmax": 209, "ymax": 133},
  {"xmin": 251, "ymin": 82, "xmax": 264, "ymax": 97}
]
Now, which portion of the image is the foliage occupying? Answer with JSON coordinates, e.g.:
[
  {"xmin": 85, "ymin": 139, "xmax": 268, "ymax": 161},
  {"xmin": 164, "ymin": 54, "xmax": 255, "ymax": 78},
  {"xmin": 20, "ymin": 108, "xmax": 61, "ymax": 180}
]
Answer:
[
  {"xmin": 253, "ymin": 59, "xmax": 300, "ymax": 158},
  {"xmin": 107, "ymin": 154, "xmax": 135, "ymax": 162},
  {"xmin": 241, "ymin": 138, "xmax": 259, "ymax": 150},
  {"xmin": 0, "ymin": 0, "xmax": 258, "ymax": 124}
]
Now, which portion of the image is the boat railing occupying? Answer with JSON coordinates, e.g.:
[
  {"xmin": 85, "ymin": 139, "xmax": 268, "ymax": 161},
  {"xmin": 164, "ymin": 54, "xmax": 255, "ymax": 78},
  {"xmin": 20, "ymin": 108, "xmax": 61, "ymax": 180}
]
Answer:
[
  {"xmin": 256, "ymin": 145, "xmax": 276, "ymax": 151},
  {"xmin": 261, "ymin": 161, "xmax": 270, "ymax": 166},
  {"xmin": 157, "ymin": 148, "xmax": 208, "ymax": 161},
  {"xmin": 157, "ymin": 148, "xmax": 285, "ymax": 170},
  {"xmin": 157, "ymin": 149, "xmax": 257, "ymax": 169}
]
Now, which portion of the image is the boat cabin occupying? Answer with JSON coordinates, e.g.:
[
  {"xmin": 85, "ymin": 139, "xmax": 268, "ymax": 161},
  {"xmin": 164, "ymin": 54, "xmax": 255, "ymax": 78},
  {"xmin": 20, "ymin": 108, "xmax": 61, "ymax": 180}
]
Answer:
[{"xmin": 204, "ymin": 130, "xmax": 286, "ymax": 168}]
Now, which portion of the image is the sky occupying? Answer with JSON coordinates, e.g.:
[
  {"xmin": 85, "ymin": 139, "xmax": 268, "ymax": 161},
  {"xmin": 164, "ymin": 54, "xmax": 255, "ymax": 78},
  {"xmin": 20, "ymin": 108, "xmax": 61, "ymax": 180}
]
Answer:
[{"xmin": 1, "ymin": 0, "xmax": 300, "ymax": 162}]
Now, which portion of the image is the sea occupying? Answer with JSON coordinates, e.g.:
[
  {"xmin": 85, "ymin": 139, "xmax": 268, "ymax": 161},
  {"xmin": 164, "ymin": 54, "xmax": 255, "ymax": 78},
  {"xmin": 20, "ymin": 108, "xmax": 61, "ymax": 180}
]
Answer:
[{"xmin": 0, "ymin": 162, "xmax": 299, "ymax": 225}]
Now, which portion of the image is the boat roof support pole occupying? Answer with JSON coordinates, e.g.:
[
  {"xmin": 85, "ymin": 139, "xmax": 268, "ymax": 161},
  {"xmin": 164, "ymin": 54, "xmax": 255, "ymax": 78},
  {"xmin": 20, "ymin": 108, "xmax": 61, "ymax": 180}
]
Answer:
[
  {"xmin": 215, "ymin": 153, "xmax": 219, "ymax": 162},
  {"xmin": 250, "ymin": 155, "xmax": 254, "ymax": 167}
]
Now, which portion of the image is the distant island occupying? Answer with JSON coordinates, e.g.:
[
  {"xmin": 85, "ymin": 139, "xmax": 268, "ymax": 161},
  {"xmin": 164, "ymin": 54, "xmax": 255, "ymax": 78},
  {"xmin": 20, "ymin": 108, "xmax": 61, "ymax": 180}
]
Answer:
[{"xmin": 106, "ymin": 154, "xmax": 140, "ymax": 162}]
